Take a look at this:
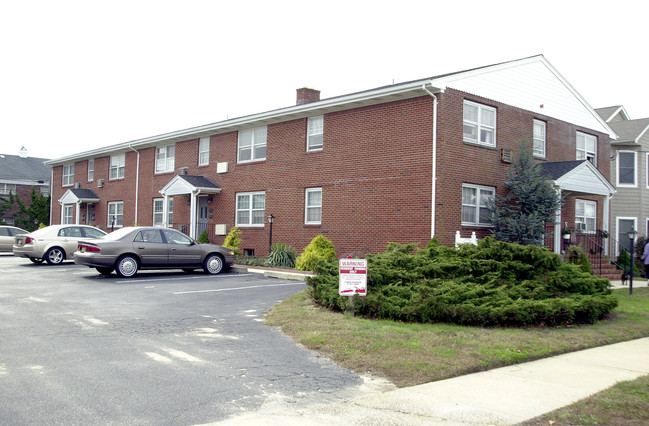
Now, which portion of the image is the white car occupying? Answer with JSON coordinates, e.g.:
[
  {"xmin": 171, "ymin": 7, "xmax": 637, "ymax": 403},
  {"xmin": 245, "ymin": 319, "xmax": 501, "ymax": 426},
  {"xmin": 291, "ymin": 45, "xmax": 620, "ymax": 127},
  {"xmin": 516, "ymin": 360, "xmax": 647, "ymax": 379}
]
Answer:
[
  {"xmin": 0, "ymin": 225, "xmax": 28, "ymax": 252},
  {"xmin": 13, "ymin": 224, "xmax": 107, "ymax": 265}
]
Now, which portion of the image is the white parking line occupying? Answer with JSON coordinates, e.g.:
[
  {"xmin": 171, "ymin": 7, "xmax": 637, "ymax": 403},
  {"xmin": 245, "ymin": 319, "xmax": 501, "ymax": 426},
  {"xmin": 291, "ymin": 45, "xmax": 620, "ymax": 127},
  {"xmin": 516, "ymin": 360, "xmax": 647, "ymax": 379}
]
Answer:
[
  {"xmin": 173, "ymin": 282, "xmax": 304, "ymax": 295},
  {"xmin": 115, "ymin": 273, "xmax": 253, "ymax": 284}
]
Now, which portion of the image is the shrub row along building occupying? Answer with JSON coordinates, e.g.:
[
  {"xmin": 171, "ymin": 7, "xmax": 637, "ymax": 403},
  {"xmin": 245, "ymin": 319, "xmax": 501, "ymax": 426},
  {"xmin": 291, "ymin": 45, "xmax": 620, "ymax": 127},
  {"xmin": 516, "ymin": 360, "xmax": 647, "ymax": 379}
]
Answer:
[{"xmin": 40, "ymin": 55, "xmax": 638, "ymax": 259}]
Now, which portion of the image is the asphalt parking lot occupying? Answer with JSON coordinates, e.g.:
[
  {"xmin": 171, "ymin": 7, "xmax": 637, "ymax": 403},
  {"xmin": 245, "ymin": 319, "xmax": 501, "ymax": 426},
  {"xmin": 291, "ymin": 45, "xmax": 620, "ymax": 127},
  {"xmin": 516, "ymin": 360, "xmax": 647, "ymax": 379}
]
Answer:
[{"xmin": 0, "ymin": 254, "xmax": 367, "ymax": 425}]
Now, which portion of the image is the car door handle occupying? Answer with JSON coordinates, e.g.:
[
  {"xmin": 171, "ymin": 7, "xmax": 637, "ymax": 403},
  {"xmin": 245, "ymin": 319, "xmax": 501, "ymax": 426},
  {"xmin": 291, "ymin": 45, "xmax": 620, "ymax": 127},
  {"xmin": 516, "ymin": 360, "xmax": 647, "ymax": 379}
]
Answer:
[{"xmin": 137, "ymin": 246, "xmax": 146, "ymax": 249}]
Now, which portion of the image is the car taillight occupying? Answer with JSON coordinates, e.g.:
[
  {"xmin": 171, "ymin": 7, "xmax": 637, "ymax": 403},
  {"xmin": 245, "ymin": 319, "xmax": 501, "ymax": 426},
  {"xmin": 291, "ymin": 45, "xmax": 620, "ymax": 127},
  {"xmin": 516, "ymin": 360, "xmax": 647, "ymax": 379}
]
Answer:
[
  {"xmin": 25, "ymin": 237, "xmax": 34, "ymax": 244},
  {"xmin": 78, "ymin": 243, "xmax": 101, "ymax": 253}
]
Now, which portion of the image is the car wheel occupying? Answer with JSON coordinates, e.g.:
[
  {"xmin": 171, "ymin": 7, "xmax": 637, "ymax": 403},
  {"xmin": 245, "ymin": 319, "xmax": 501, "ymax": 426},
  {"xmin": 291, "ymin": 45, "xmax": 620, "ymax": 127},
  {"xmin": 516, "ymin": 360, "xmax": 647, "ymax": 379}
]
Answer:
[
  {"xmin": 203, "ymin": 254, "xmax": 224, "ymax": 275},
  {"xmin": 45, "ymin": 247, "xmax": 65, "ymax": 265},
  {"xmin": 116, "ymin": 255, "xmax": 139, "ymax": 278},
  {"xmin": 182, "ymin": 269, "xmax": 195, "ymax": 274},
  {"xmin": 29, "ymin": 257, "xmax": 44, "ymax": 264},
  {"xmin": 96, "ymin": 267, "xmax": 114, "ymax": 275}
]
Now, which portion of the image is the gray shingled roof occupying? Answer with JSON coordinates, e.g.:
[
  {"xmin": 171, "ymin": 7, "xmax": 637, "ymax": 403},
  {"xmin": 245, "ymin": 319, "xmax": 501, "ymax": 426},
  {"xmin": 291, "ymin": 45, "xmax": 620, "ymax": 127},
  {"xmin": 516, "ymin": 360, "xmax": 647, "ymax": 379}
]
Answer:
[
  {"xmin": 178, "ymin": 175, "xmax": 221, "ymax": 189},
  {"xmin": 606, "ymin": 118, "xmax": 649, "ymax": 144},
  {"xmin": 595, "ymin": 106, "xmax": 624, "ymax": 122},
  {"xmin": 0, "ymin": 154, "xmax": 50, "ymax": 182},
  {"xmin": 539, "ymin": 160, "xmax": 586, "ymax": 180},
  {"xmin": 69, "ymin": 188, "xmax": 100, "ymax": 201}
]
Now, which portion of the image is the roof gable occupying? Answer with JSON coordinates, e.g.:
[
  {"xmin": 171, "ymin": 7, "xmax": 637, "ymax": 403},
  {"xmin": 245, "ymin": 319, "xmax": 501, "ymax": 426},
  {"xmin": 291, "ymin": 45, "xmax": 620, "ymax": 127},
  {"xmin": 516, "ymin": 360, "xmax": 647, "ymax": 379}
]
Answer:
[
  {"xmin": 540, "ymin": 160, "xmax": 615, "ymax": 196},
  {"xmin": 160, "ymin": 175, "xmax": 222, "ymax": 196},
  {"xmin": 59, "ymin": 188, "xmax": 100, "ymax": 204},
  {"xmin": 606, "ymin": 118, "xmax": 649, "ymax": 145},
  {"xmin": 430, "ymin": 56, "xmax": 615, "ymax": 138},
  {"xmin": 595, "ymin": 105, "xmax": 629, "ymax": 122}
]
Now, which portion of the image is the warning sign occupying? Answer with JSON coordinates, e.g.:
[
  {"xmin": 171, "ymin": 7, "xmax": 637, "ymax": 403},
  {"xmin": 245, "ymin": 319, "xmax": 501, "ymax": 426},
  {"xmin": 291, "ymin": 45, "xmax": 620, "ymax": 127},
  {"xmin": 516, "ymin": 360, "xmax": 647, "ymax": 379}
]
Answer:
[{"xmin": 339, "ymin": 258, "xmax": 367, "ymax": 296}]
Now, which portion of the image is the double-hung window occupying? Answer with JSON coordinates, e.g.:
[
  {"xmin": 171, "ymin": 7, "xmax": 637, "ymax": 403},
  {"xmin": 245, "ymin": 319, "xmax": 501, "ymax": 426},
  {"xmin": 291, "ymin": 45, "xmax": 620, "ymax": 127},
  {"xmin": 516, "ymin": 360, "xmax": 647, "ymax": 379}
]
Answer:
[
  {"xmin": 88, "ymin": 159, "xmax": 94, "ymax": 181},
  {"xmin": 62, "ymin": 164, "xmax": 74, "ymax": 187},
  {"xmin": 63, "ymin": 205, "xmax": 74, "ymax": 224},
  {"xmin": 198, "ymin": 137, "xmax": 210, "ymax": 166},
  {"xmin": 576, "ymin": 132, "xmax": 597, "ymax": 166},
  {"xmin": 463, "ymin": 101, "xmax": 496, "ymax": 146},
  {"xmin": 237, "ymin": 127, "xmax": 267, "ymax": 163},
  {"xmin": 108, "ymin": 201, "xmax": 124, "ymax": 228},
  {"xmin": 110, "ymin": 154, "xmax": 125, "ymax": 180},
  {"xmin": 155, "ymin": 145, "xmax": 175, "ymax": 173},
  {"xmin": 307, "ymin": 116, "xmax": 323, "ymax": 151},
  {"xmin": 533, "ymin": 120, "xmax": 546, "ymax": 158},
  {"xmin": 0, "ymin": 183, "xmax": 16, "ymax": 195},
  {"xmin": 235, "ymin": 192, "xmax": 265, "ymax": 227},
  {"xmin": 617, "ymin": 151, "xmax": 636, "ymax": 187},
  {"xmin": 462, "ymin": 184, "xmax": 494, "ymax": 226},
  {"xmin": 575, "ymin": 199, "xmax": 596, "ymax": 233},
  {"xmin": 153, "ymin": 198, "xmax": 174, "ymax": 227},
  {"xmin": 305, "ymin": 188, "xmax": 322, "ymax": 224}
]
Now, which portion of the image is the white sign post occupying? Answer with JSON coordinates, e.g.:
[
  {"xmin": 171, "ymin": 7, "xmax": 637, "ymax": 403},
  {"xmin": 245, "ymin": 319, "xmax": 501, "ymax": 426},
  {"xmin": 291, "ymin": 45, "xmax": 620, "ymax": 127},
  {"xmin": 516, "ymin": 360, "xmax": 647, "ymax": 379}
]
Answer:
[{"xmin": 339, "ymin": 258, "xmax": 367, "ymax": 315}]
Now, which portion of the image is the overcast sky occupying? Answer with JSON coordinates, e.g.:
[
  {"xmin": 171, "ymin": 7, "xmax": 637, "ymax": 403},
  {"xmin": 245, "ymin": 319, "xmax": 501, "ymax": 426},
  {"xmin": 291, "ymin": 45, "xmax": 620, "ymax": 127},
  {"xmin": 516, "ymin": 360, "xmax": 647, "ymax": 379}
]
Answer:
[{"xmin": 1, "ymin": 1, "xmax": 647, "ymax": 160}]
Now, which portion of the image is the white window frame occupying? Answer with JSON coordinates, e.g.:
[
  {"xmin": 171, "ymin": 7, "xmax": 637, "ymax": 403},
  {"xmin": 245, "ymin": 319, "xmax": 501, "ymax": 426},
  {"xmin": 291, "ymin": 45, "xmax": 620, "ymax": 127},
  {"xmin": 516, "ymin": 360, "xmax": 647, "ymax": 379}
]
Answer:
[
  {"xmin": 305, "ymin": 188, "xmax": 322, "ymax": 225},
  {"xmin": 109, "ymin": 154, "xmax": 125, "ymax": 180},
  {"xmin": 307, "ymin": 116, "xmax": 324, "ymax": 151},
  {"xmin": 107, "ymin": 201, "xmax": 124, "ymax": 228},
  {"xmin": 198, "ymin": 137, "xmax": 210, "ymax": 166},
  {"xmin": 235, "ymin": 192, "xmax": 266, "ymax": 227},
  {"xmin": 88, "ymin": 159, "xmax": 94, "ymax": 181},
  {"xmin": 461, "ymin": 184, "xmax": 494, "ymax": 226},
  {"xmin": 463, "ymin": 100, "xmax": 496, "ymax": 147},
  {"xmin": 62, "ymin": 164, "xmax": 74, "ymax": 187},
  {"xmin": 576, "ymin": 131, "xmax": 597, "ymax": 166},
  {"xmin": 0, "ymin": 183, "xmax": 16, "ymax": 195},
  {"xmin": 533, "ymin": 119, "xmax": 546, "ymax": 158},
  {"xmin": 40, "ymin": 186, "xmax": 50, "ymax": 196},
  {"xmin": 237, "ymin": 127, "xmax": 267, "ymax": 163},
  {"xmin": 153, "ymin": 198, "xmax": 174, "ymax": 227},
  {"xmin": 155, "ymin": 144, "xmax": 176, "ymax": 174},
  {"xmin": 575, "ymin": 199, "xmax": 597, "ymax": 234},
  {"xmin": 646, "ymin": 153, "xmax": 649, "ymax": 189},
  {"xmin": 63, "ymin": 205, "xmax": 74, "ymax": 224},
  {"xmin": 616, "ymin": 151, "xmax": 637, "ymax": 187}
]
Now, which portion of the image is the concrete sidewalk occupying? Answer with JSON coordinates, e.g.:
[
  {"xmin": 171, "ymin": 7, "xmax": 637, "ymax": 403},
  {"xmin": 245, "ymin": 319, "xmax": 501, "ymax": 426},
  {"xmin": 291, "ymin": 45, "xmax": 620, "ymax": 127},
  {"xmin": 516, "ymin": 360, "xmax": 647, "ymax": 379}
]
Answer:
[{"xmin": 216, "ymin": 338, "xmax": 649, "ymax": 425}]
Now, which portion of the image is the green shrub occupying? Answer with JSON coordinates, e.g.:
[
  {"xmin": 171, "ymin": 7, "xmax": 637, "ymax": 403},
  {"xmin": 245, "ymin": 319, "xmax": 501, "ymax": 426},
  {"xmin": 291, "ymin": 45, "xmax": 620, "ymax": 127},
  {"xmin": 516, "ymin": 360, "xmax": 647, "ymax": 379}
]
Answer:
[
  {"xmin": 566, "ymin": 245, "xmax": 591, "ymax": 274},
  {"xmin": 197, "ymin": 229, "xmax": 210, "ymax": 244},
  {"xmin": 307, "ymin": 236, "xmax": 617, "ymax": 327},
  {"xmin": 265, "ymin": 243, "xmax": 297, "ymax": 268},
  {"xmin": 296, "ymin": 235, "xmax": 336, "ymax": 271},
  {"xmin": 235, "ymin": 255, "xmax": 267, "ymax": 267},
  {"xmin": 223, "ymin": 226, "xmax": 242, "ymax": 256}
]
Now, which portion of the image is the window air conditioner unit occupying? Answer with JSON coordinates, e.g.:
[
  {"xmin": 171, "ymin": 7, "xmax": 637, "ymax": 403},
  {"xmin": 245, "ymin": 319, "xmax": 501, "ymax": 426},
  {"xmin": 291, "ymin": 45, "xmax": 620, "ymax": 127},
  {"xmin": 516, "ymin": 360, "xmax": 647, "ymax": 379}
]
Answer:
[
  {"xmin": 74, "ymin": 182, "xmax": 81, "ymax": 189},
  {"xmin": 178, "ymin": 167, "xmax": 189, "ymax": 175},
  {"xmin": 97, "ymin": 179, "xmax": 104, "ymax": 188},
  {"xmin": 501, "ymin": 149, "xmax": 513, "ymax": 163},
  {"xmin": 577, "ymin": 223, "xmax": 586, "ymax": 231}
]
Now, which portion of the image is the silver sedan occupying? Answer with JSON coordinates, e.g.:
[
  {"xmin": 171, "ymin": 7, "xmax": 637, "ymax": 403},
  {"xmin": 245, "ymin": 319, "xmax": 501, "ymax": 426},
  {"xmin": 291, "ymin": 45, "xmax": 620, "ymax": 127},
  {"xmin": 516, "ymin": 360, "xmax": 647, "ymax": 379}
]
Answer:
[
  {"xmin": 74, "ymin": 226, "xmax": 235, "ymax": 277},
  {"xmin": 13, "ymin": 224, "xmax": 107, "ymax": 264},
  {"xmin": 0, "ymin": 226, "xmax": 27, "ymax": 252}
]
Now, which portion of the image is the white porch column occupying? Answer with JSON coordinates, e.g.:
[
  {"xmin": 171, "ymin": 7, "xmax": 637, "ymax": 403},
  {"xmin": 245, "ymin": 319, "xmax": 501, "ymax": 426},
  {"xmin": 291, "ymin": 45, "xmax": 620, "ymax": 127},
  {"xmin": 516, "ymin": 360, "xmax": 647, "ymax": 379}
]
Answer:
[
  {"xmin": 553, "ymin": 188, "xmax": 562, "ymax": 254},
  {"xmin": 60, "ymin": 203, "xmax": 64, "ymax": 225},
  {"xmin": 75, "ymin": 201, "xmax": 81, "ymax": 225},
  {"xmin": 162, "ymin": 194, "xmax": 169, "ymax": 228},
  {"xmin": 189, "ymin": 191, "xmax": 197, "ymax": 239}
]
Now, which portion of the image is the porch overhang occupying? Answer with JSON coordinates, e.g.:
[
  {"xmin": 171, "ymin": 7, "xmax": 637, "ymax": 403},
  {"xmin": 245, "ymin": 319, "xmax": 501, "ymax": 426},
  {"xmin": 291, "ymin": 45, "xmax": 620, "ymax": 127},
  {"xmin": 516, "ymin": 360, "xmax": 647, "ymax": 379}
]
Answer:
[
  {"xmin": 540, "ymin": 160, "xmax": 615, "ymax": 196},
  {"xmin": 159, "ymin": 175, "xmax": 222, "ymax": 197},
  {"xmin": 59, "ymin": 188, "xmax": 100, "ymax": 205}
]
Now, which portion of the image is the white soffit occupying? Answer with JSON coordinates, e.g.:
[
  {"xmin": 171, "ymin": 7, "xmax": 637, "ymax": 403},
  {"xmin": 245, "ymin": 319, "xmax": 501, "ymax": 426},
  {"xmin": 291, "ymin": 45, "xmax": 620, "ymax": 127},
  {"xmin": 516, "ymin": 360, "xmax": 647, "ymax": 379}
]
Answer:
[
  {"xmin": 555, "ymin": 162, "xmax": 615, "ymax": 196},
  {"xmin": 432, "ymin": 57, "xmax": 613, "ymax": 137}
]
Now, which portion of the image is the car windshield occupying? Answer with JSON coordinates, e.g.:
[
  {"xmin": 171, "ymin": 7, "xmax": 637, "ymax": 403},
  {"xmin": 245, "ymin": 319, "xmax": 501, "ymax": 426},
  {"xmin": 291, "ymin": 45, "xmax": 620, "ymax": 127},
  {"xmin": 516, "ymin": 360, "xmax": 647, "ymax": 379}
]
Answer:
[{"xmin": 99, "ymin": 227, "xmax": 137, "ymax": 241}]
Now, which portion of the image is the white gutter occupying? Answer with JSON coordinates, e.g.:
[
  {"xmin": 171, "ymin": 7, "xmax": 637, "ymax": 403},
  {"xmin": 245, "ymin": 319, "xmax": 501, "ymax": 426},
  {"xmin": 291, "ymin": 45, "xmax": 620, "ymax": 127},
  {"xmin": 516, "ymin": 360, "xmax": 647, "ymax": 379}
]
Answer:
[
  {"xmin": 422, "ymin": 82, "xmax": 444, "ymax": 238},
  {"xmin": 128, "ymin": 145, "xmax": 140, "ymax": 225}
]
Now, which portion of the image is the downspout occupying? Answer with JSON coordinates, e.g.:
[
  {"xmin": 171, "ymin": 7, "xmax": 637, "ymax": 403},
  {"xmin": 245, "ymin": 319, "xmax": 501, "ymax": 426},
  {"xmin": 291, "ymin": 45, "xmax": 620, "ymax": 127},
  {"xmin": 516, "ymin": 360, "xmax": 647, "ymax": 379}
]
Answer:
[
  {"xmin": 422, "ymin": 83, "xmax": 443, "ymax": 238},
  {"xmin": 128, "ymin": 145, "xmax": 140, "ymax": 225},
  {"xmin": 49, "ymin": 168, "xmax": 53, "ymax": 225}
]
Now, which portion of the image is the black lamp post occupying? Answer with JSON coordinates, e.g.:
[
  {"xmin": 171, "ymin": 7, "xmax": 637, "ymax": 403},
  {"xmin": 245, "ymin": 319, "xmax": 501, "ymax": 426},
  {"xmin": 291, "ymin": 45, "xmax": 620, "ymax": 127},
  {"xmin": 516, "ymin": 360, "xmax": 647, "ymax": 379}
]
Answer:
[
  {"xmin": 627, "ymin": 227, "xmax": 638, "ymax": 296},
  {"xmin": 267, "ymin": 214, "xmax": 275, "ymax": 254}
]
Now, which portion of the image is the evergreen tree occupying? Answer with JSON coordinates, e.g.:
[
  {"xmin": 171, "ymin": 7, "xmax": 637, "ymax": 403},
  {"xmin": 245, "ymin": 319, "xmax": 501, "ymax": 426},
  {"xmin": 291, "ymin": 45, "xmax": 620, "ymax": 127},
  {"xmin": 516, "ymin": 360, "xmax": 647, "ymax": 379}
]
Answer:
[
  {"xmin": 14, "ymin": 188, "xmax": 50, "ymax": 231},
  {"xmin": 487, "ymin": 141, "xmax": 561, "ymax": 245}
]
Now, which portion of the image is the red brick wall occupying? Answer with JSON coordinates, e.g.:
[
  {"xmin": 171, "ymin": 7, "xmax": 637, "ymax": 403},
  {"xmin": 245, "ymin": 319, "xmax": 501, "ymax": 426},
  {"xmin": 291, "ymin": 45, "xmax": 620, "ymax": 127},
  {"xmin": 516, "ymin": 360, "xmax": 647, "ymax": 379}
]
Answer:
[{"xmin": 49, "ymin": 88, "xmax": 612, "ymax": 257}]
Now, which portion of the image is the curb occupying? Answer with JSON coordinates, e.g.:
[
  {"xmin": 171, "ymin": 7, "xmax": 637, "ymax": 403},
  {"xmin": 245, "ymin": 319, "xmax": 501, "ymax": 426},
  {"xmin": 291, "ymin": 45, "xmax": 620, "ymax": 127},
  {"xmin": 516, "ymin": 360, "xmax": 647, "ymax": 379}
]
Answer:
[{"xmin": 231, "ymin": 265, "xmax": 313, "ymax": 281}]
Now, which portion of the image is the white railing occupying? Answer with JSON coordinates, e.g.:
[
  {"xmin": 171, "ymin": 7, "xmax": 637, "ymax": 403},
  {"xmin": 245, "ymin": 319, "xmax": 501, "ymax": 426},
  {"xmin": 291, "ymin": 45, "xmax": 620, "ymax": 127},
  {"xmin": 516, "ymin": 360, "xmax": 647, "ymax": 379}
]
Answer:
[{"xmin": 455, "ymin": 231, "xmax": 478, "ymax": 248}]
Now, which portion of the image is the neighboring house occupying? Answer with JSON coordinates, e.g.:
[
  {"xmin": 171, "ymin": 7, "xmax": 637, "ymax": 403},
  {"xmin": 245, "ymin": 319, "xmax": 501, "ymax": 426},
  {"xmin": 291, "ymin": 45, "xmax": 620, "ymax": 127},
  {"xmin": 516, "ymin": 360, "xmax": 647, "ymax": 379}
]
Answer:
[
  {"xmin": 45, "ymin": 55, "xmax": 616, "ymax": 258},
  {"xmin": 596, "ymin": 105, "xmax": 649, "ymax": 256},
  {"xmin": 0, "ymin": 147, "xmax": 51, "ymax": 226}
]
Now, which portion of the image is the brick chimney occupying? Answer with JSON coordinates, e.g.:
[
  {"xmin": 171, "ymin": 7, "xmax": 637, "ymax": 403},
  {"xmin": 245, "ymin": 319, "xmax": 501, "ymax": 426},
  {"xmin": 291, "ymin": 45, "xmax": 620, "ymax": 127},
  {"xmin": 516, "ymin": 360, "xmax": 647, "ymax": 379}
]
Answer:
[{"xmin": 296, "ymin": 87, "xmax": 320, "ymax": 105}]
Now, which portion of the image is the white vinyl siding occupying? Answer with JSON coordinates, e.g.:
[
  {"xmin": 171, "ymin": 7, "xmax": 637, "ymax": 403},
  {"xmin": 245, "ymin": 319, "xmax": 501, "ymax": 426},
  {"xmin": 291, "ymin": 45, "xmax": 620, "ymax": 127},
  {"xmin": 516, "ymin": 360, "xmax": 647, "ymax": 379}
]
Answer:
[
  {"xmin": 63, "ymin": 205, "xmax": 74, "ymax": 224},
  {"xmin": 62, "ymin": 164, "xmax": 74, "ymax": 187},
  {"xmin": 238, "ymin": 127, "xmax": 267, "ymax": 163},
  {"xmin": 235, "ymin": 192, "xmax": 265, "ymax": 227},
  {"xmin": 576, "ymin": 132, "xmax": 597, "ymax": 166},
  {"xmin": 109, "ymin": 154, "xmax": 125, "ymax": 180},
  {"xmin": 153, "ymin": 198, "xmax": 173, "ymax": 227},
  {"xmin": 617, "ymin": 151, "xmax": 636, "ymax": 187},
  {"xmin": 307, "ymin": 116, "xmax": 323, "ymax": 151},
  {"xmin": 108, "ymin": 201, "xmax": 124, "ymax": 228},
  {"xmin": 88, "ymin": 159, "xmax": 94, "ymax": 181},
  {"xmin": 155, "ymin": 145, "xmax": 176, "ymax": 173},
  {"xmin": 533, "ymin": 120, "xmax": 546, "ymax": 158},
  {"xmin": 575, "ymin": 199, "xmax": 596, "ymax": 233},
  {"xmin": 305, "ymin": 188, "xmax": 322, "ymax": 224},
  {"xmin": 463, "ymin": 101, "xmax": 496, "ymax": 146},
  {"xmin": 461, "ymin": 184, "xmax": 494, "ymax": 226},
  {"xmin": 198, "ymin": 137, "xmax": 210, "ymax": 166}
]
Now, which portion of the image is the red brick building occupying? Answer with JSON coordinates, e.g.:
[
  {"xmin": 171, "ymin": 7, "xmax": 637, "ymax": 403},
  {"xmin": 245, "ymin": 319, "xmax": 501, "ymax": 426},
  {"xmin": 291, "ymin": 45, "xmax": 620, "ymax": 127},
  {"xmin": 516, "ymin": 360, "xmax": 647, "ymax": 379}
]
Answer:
[{"xmin": 45, "ymin": 55, "xmax": 616, "ymax": 257}]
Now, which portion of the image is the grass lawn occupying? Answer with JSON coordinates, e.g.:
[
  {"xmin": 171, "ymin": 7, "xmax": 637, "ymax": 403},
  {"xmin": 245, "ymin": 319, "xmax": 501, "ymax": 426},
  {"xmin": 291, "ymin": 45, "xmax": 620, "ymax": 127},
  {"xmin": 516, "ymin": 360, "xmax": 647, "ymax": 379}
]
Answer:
[{"xmin": 266, "ymin": 286, "xmax": 649, "ymax": 423}]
